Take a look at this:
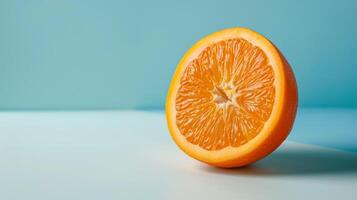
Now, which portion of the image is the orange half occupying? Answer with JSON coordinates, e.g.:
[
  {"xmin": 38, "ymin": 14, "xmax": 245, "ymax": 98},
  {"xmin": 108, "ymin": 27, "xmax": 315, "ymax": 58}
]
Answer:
[{"xmin": 166, "ymin": 27, "xmax": 298, "ymax": 168}]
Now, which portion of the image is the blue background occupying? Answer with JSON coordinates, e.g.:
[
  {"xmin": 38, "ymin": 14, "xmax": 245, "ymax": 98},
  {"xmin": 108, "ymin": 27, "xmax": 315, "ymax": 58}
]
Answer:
[{"xmin": 1, "ymin": 0, "xmax": 356, "ymax": 110}]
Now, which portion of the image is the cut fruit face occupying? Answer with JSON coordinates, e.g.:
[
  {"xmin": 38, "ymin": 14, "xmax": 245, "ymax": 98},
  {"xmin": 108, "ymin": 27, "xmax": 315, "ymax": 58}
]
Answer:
[
  {"xmin": 166, "ymin": 27, "xmax": 298, "ymax": 168},
  {"xmin": 176, "ymin": 38, "xmax": 275, "ymax": 151}
]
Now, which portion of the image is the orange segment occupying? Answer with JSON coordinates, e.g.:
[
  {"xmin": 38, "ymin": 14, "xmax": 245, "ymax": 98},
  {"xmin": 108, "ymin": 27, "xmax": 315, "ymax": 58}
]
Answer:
[{"xmin": 166, "ymin": 27, "xmax": 298, "ymax": 168}]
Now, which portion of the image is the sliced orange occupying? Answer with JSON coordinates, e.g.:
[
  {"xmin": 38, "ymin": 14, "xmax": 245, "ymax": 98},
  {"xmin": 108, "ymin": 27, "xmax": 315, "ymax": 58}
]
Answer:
[{"xmin": 166, "ymin": 27, "xmax": 298, "ymax": 168}]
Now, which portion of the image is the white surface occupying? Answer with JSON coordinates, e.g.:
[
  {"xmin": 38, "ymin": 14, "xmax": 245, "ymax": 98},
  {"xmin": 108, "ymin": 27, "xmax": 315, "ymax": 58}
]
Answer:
[{"xmin": 1, "ymin": 110, "xmax": 357, "ymax": 200}]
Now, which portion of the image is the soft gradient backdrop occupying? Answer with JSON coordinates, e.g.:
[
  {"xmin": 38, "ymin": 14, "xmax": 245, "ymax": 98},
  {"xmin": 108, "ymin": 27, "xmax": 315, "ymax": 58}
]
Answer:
[{"xmin": 1, "ymin": 0, "xmax": 356, "ymax": 110}]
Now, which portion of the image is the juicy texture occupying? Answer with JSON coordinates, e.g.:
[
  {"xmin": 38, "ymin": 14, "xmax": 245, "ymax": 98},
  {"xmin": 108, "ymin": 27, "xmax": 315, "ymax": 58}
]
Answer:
[{"xmin": 175, "ymin": 39, "xmax": 275, "ymax": 151}]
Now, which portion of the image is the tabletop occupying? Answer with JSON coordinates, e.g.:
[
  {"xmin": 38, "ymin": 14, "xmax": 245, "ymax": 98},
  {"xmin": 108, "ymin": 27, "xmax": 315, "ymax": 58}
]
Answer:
[{"xmin": 1, "ymin": 108, "xmax": 357, "ymax": 200}]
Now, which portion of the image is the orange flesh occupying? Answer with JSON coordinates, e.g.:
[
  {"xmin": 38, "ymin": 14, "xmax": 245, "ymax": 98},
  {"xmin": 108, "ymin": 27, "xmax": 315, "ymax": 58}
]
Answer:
[{"xmin": 175, "ymin": 39, "xmax": 275, "ymax": 151}]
